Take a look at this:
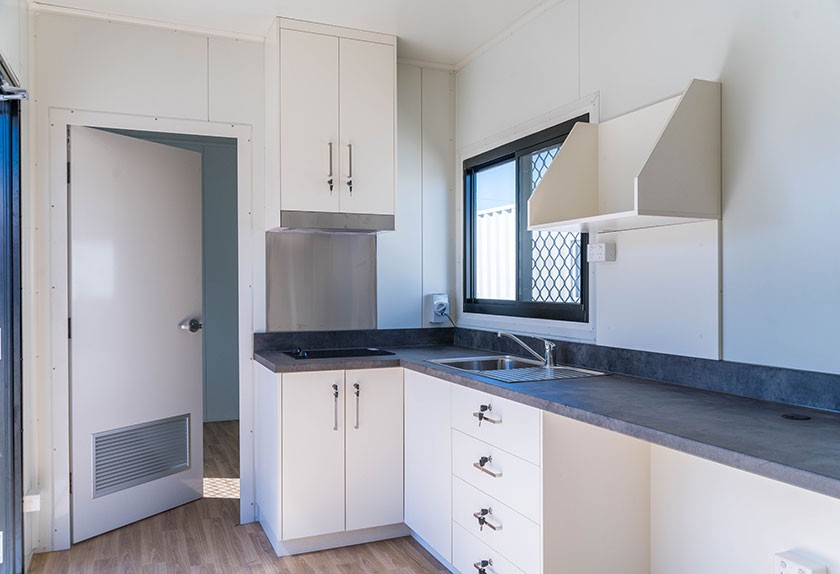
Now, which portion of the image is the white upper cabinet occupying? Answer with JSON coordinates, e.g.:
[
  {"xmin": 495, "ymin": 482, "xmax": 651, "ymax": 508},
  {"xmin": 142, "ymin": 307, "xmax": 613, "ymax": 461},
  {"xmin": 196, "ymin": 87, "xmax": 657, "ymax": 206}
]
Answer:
[
  {"xmin": 279, "ymin": 29, "xmax": 340, "ymax": 213},
  {"xmin": 528, "ymin": 79, "xmax": 721, "ymax": 234},
  {"xmin": 339, "ymin": 38, "xmax": 396, "ymax": 215},
  {"xmin": 269, "ymin": 19, "xmax": 396, "ymax": 226}
]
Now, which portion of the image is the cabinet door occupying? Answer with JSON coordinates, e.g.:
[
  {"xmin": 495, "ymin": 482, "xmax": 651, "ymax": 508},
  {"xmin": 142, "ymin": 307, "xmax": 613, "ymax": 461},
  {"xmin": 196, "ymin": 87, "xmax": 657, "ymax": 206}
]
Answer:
[
  {"xmin": 345, "ymin": 368, "xmax": 404, "ymax": 531},
  {"xmin": 282, "ymin": 370, "xmax": 345, "ymax": 540},
  {"xmin": 338, "ymin": 38, "xmax": 395, "ymax": 215},
  {"xmin": 404, "ymin": 370, "xmax": 452, "ymax": 562},
  {"xmin": 280, "ymin": 29, "xmax": 340, "ymax": 213}
]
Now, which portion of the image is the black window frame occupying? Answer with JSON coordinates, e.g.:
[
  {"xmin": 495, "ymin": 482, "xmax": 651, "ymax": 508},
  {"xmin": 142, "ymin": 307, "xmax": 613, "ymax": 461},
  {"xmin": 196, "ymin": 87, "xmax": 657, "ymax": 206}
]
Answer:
[
  {"xmin": 0, "ymin": 96, "xmax": 23, "ymax": 574},
  {"xmin": 463, "ymin": 114, "xmax": 589, "ymax": 323}
]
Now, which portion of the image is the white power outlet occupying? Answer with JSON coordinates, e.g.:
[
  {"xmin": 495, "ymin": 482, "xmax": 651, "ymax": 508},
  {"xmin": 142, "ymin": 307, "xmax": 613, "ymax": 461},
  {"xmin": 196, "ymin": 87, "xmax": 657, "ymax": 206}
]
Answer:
[
  {"xmin": 587, "ymin": 242, "xmax": 616, "ymax": 263},
  {"xmin": 774, "ymin": 551, "xmax": 827, "ymax": 574},
  {"xmin": 426, "ymin": 293, "xmax": 450, "ymax": 324}
]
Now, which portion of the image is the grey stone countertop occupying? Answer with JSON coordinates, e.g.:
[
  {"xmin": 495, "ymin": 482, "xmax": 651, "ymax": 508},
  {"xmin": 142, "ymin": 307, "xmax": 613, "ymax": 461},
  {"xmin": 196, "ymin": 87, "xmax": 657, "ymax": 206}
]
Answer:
[{"xmin": 255, "ymin": 345, "xmax": 840, "ymax": 500}]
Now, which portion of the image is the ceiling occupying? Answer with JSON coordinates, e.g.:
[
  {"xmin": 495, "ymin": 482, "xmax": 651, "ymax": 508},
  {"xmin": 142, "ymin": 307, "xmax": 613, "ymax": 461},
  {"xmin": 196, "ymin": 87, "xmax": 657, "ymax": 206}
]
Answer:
[{"xmin": 32, "ymin": 0, "xmax": 553, "ymax": 66}]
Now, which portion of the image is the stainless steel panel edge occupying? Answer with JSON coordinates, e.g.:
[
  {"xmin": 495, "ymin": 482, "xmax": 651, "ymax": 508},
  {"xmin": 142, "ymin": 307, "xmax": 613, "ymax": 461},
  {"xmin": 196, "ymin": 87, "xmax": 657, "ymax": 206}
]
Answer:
[{"xmin": 278, "ymin": 210, "xmax": 395, "ymax": 232}]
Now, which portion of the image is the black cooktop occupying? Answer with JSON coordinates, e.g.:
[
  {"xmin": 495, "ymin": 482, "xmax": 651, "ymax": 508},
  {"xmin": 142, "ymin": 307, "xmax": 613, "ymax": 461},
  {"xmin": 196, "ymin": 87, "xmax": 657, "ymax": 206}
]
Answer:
[{"xmin": 283, "ymin": 347, "xmax": 396, "ymax": 360}]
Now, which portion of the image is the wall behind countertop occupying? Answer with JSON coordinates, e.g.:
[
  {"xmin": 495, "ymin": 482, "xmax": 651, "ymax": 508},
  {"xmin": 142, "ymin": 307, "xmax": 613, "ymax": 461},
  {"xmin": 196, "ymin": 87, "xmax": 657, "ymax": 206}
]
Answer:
[{"xmin": 455, "ymin": 0, "xmax": 840, "ymax": 375}]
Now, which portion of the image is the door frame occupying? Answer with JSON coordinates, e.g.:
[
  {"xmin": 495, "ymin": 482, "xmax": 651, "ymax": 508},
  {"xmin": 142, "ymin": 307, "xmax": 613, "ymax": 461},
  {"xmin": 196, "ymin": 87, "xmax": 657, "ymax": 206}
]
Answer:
[
  {"xmin": 1, "ymin": 99, "xmax": 23, "ymax": 574},
  {"xmin": 48, "ymin": 108, "xmax": 255, "ymax": 550}
]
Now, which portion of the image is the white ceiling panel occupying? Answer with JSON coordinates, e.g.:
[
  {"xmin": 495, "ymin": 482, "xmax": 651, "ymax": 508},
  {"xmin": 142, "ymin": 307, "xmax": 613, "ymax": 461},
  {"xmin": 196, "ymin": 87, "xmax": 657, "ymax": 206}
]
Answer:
[{"xmin": 32, "ymin": 0, "xmax": 553, "ymax": 66}]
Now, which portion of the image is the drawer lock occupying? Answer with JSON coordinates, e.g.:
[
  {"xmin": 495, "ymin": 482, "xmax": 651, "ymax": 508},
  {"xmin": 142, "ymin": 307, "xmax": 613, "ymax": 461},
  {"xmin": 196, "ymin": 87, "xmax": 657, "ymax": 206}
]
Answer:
[
  {"xmin": 474, "ymin": 455, "xmax": 503, "ymax": 478},
  {"xmin": 473, "ymin": 507, "xmax": 502, "ymax": 532},
  {"xmin": 473, "ymin": 404, "xmax": 502, "ymax": 426}
]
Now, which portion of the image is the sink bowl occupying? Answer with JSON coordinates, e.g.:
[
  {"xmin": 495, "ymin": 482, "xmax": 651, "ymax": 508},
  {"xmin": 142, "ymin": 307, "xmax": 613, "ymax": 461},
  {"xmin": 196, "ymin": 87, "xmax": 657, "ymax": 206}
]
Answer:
[
  {"xmin": 431, "ymin": 355, "xmax": 544, "ymax": 371},
  {"xmin": 430, "ymin": 355, "xmax": 607, "ymax": 384}
]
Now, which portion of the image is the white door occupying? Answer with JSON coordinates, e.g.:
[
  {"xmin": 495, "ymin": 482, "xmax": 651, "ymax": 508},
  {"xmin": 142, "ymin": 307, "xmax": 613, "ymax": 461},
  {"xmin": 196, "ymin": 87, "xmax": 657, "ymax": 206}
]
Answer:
[
  {"xmin": 404, "ymin": 370, "xmax": 452, "ymax": 562},
  {"xmin": 345, "ymin": 368, "xmax": 403, "ymax": 531},
  {"xmin": 282, "ymin": 370, "xmax": 345, "ymax": 540},
  {"xmin": 70, "ymin": 127, "xmax": 204, "ymax": 543},
  {"xmin": 280, "ymin": 28, "xmax": 340, "ymax": 213},
  {"xmin": 338, "ymin": 38, "xmax": 395, "ymax": 215}
]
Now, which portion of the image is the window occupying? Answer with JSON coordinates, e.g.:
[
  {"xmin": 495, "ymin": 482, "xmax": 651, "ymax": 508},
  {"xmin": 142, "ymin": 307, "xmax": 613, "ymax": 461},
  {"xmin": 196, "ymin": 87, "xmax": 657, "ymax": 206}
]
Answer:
[{"xmin": 464, "ymin": 115, "xmax": 589, "ymax": 322}]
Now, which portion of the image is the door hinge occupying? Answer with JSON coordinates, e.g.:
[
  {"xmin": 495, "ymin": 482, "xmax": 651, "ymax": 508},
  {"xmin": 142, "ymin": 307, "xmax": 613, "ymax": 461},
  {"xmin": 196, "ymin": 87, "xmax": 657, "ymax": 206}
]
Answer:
[
  {"xmin": 69, "ymin": 472, "xmax": 73, "ymax": 495},
  {"xmin": 68, "ymin": 317, "xmax": 71, "ymax": 339}
]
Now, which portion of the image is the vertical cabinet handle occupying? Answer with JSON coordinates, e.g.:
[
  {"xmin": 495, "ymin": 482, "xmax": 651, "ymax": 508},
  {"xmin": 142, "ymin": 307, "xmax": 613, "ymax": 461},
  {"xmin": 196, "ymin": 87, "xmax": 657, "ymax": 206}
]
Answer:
[
  {"xmin": 327, "ymin": 142, "xmax": 334, "ymax": 192},
  {"xmin": 346, "ymin": 143, "xmax": 353, "ymax": 195},
  {"xmin": 353, "ymin": 383, "xmax": 360, "ymax": 429},
  {"xmin": 332, "ymin": 383, "xmax": 339, "ymax": 431}
]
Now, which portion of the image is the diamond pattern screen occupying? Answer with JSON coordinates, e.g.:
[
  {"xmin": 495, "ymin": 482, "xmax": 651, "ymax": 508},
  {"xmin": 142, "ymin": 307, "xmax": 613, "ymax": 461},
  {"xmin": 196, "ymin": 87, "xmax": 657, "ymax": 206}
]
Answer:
[{"xmin": 529, "ymin": 147, "xmax": 582, "ymax": 304}]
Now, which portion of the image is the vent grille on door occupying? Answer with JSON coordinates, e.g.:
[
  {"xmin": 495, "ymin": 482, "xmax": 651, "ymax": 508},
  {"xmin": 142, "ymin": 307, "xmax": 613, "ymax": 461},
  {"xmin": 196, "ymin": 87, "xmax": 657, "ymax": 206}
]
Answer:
[{"xmin": 92, "ymin": 414, "xmax": 191, "ymax": 498}]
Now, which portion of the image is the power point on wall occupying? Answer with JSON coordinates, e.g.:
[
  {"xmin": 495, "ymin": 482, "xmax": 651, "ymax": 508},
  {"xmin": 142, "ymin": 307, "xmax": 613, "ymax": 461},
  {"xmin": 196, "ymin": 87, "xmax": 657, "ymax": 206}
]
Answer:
[
  {"xmin": 426, "ymin": 293, "xmax": 451, "ymax": 325},
  {"xmin": 587, "ymin": 242, "xmax": 616, "ymax": 263},
  {"xmin": 774, "ymin": 551, "xmax": 827, "ymax": 574}
]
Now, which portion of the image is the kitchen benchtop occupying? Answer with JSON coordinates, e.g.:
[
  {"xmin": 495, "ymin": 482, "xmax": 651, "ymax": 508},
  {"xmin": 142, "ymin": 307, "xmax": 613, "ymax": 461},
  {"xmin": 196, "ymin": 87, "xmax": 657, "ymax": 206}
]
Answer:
[{"xmin": 254, "ymin": 345, "xmax": 840, "ymax": 501}]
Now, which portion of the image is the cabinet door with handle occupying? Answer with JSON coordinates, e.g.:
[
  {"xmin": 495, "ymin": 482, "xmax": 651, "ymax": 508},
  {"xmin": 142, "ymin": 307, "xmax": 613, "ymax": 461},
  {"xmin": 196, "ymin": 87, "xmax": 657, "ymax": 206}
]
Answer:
[
  {"xmin": 338, "ymin": 37, "xmax": 395, "ymax": 215},
  {"xmin": 281, "ymin": 370, "xmax": 345, "ymax": 539},
  {"xmin": 280, "ymin": 28, "xmax": 340, "ymax": 213},
  {"xmin": 345, "ymin": 368, "xmax": 404, "ymax": 530}
]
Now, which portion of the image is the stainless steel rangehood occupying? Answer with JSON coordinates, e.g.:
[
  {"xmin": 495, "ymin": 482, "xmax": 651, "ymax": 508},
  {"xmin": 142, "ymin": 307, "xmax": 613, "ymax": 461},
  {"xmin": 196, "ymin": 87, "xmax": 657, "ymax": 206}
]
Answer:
[{"xmin": 278, "ymin": 210, "xmax": 395, "ymax": 233}]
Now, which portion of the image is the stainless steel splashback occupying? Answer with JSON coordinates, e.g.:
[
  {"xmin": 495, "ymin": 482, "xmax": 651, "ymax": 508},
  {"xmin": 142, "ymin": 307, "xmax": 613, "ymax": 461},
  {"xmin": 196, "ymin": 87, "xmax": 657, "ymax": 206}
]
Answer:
[{"xmin": 266, "ymin": 231, "xmax": 377, "ymax": 331}]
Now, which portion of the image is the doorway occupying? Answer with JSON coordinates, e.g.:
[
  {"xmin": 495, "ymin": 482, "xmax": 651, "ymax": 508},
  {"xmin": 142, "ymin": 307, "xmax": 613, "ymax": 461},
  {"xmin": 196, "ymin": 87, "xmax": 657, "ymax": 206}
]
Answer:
[
  {"xmin": 0, "ymin": 96, "xmax": 23, "ymax": 573},
  {"xmin": 46, "ymin": 109, "xmax": 254, "ymax": 550},
  {"xmin": 68, "ymin": 127, "xmax": 240, "ymax": 542},
  {"xmin": 109, "ymin": 130, "xmax": 243, "ymax": 512}
]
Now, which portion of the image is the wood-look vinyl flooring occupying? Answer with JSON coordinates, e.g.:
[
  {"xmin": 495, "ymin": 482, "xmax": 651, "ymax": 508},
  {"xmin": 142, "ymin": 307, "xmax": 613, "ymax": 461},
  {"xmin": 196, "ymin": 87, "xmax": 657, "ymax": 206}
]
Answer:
[{"xmin": 30, "ymin": 422, "xmax": 446, "ymax": 574}]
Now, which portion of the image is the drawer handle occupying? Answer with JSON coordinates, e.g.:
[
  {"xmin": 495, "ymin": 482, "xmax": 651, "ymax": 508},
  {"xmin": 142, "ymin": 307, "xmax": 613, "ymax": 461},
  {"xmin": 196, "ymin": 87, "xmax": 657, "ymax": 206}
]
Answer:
[
  {"xmin": 473, "ymin": 508, "xmax": 502, "ymax": 532},
  {"xmin": 474, "ymin": 456, "xmax": 502, "ymax": 478},
  {"xmin": 474, "ymin": 559, "xmax": 494, "ymax": 574},
  {"xmin": 473, "ymin": 404, "xmax": 501, "ymax": 426}
]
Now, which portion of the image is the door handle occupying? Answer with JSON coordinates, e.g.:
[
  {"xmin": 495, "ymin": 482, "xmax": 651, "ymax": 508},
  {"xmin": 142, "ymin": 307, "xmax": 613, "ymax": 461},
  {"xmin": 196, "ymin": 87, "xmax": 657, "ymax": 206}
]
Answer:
[
  {"xmin": 179, "ymin": 318, "xmax": 202, "ymax": 333},
  {"xmin": 327, "ymin": 142, "xmax": 334, "ymax": 193},
  {"xmin": 353, "ymin": 383, "xmax": 360, "ymax": 429},
  {"xmin": 346, "ymin": 143, "xmax": 353, "ymax": 195},
  {"xmin": 332, "ymin": 384, "xmax": 339, "ymax": 431}
]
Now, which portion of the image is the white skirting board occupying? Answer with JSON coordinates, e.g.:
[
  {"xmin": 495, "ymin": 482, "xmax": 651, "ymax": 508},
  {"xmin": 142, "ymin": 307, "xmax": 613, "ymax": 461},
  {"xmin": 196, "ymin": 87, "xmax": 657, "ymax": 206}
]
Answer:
[{"xmin": 265, "ymin": 523, "xmax": 410, "ymax": 557}]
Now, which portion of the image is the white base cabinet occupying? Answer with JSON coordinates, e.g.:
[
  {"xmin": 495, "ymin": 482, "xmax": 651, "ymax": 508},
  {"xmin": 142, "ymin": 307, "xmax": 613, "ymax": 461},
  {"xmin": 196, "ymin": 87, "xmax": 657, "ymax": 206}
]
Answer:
[
  {"xmin": 256, "ymin": 365, "xmax": 404, "ymax": 555},
  {"xmin": 404, "ymin": 370, "xmax": 453, "ymax": 562},
  {"xmin": 256, "ymin": 366, "xmax": 651, "ymax": 570},
  {"xmin": 282, "ymin": 370, "xmax": 346, "ymax": 539}
]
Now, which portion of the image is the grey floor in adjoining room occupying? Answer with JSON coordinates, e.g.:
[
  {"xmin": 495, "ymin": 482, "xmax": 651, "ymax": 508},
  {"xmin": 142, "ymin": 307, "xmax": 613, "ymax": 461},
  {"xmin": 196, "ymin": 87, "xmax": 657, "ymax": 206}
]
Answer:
[{"xmin": 30, "ymin": 421, "xmax": 446, "ymax": 574}]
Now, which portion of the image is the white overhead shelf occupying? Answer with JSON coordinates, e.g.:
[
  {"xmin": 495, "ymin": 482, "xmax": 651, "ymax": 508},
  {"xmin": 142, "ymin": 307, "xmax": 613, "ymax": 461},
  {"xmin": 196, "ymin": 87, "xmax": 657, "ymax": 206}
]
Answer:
[{"xmin": 528, "ymin": 79, "xmax": 721, "ymax": 234}]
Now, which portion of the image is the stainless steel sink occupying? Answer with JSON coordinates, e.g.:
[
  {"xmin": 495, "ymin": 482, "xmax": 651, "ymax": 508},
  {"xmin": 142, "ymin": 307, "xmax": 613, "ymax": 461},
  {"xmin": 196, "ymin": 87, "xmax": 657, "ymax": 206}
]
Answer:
[
  {"xmin": 431, "ymin": 355, "xmax": 544, "ymax": 371},
  {"xmin": 430, "ymin": 355, "xmax": 606, "ymax": 383}
]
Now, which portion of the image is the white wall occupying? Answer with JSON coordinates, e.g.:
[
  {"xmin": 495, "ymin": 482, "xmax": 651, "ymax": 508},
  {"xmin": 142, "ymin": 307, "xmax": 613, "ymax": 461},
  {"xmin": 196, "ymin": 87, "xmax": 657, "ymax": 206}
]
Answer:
[
  {"xmin": 456, "ymin": 0, "xmax": 840, "ymax": 370},
  {"xmin": 454, "ymin": 0, "xmax": 840, "ymax": 567},
  {"xmin": 378, "ymin": 65, "xmax": 455, "ymax": 329},
  {"xmin": 0, "ymin": 0, "xmax": 25, "ymax": 82},
  {"xmin": 652, "ymin": 446, "xmax": 840, "ymax": 572},
  {"xmin": 29, "ymin": 12, "xmax": 265, "ymax": 552}
]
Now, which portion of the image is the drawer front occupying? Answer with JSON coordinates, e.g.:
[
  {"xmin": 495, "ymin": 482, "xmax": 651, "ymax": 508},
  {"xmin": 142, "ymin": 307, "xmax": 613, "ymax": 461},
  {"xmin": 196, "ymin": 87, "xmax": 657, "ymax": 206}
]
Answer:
[
  {"xmin": 452, "ymin": 477, "xmax": 541, "ymax": 574},
  {"xmin": 451, "ymin": 384, "xmax": 541, "ymax": 465},
  {"xmin": 453, "ymin": 523, "xmax": 527, "ymax": 574},
  {"xmin": 452, "ymin": 430, "xmax": 541, "ymax": 524}
]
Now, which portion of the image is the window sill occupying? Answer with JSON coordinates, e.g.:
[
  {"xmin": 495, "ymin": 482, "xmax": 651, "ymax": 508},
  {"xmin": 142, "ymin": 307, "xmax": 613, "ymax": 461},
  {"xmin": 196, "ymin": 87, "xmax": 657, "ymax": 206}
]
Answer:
[{"xmin": 457, "ymin": 311, "xmax": 596, "ymax": 344}]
